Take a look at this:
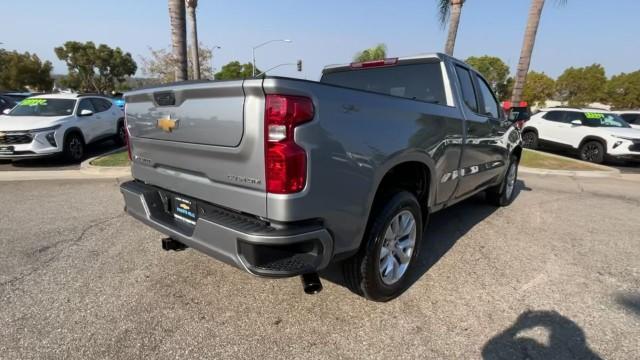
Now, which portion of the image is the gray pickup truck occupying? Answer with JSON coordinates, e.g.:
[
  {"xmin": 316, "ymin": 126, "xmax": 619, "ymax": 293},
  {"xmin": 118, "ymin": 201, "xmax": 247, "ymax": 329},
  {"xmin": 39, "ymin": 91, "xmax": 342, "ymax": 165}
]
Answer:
[{"xmin": 120, "ymin": 53, "xmax": 523, "ymax": 301}]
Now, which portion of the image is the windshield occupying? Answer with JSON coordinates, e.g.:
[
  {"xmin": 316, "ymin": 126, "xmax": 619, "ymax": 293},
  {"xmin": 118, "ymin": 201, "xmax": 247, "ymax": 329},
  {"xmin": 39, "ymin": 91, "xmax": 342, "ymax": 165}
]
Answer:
[
  {"xmin": 582, "ymin": 112, "xmax": 630, "ymax": 128},
  {"xmin": 8, "ymin": 98, "xmax": 76, "ymax": 117}
]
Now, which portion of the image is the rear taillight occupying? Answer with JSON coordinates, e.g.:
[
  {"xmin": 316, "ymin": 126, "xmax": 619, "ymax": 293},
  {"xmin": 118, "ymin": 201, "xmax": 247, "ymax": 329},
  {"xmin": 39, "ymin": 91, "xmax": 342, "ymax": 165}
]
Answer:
[{"xmin": 264, "ymin": 94, "xmax": 314, "ymax": 194}]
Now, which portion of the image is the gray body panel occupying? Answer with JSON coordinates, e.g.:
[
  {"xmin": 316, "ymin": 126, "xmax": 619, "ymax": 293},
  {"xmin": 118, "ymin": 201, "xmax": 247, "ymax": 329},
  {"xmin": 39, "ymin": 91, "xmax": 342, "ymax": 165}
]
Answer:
[{"xmin": 122, "ymin": 53, "xmax": 521, "ymax": 273}]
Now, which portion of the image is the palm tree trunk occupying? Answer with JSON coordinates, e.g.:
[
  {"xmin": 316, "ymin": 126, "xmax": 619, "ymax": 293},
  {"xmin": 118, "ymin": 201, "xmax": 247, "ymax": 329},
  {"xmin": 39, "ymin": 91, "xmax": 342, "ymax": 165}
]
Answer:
[
  {"xmin": 444, "ymin": 0, "xmax": 463, "ymax": 56},
  {"xmin": 511, "ymin": 0, "xmax": 546, "ymax": 102},
  {"xmin": 168, "ymin": 0, "xmax": 187, "ymax": 81},
  {"xmin": 186, "ymin": 0, "xmax": 200, "ymax": 80}
]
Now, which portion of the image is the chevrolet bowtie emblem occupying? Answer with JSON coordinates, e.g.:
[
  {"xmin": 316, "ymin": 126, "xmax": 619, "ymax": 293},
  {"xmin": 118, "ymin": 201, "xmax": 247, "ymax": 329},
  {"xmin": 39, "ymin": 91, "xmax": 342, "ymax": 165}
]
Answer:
[{"xmin": 157, "ymin": 116, "xmax": 179, "ymax": 133}]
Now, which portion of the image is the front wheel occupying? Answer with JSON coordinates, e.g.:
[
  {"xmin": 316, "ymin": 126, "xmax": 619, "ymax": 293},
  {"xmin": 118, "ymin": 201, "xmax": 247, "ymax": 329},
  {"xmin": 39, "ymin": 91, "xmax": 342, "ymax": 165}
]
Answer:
[
  {"xmin": 486, "ymin": 155, "xmax": 519, "ymax": 207},
  {"xmin": 579, "ymin": 141, "xmax": 605, "ymax": 164},
  {"xmin": 63, "ymin": 133, "xmax": 85, "ymax": 163},
  {"xmin": 343, "ymin": 191, "xmax": 423, "ymax": 302}
]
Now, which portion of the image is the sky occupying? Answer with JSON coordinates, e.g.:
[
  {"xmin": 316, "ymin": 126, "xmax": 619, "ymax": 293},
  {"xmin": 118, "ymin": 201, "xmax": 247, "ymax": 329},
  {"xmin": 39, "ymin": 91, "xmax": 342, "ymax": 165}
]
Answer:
[{"xmin": 3, "ymin": 0, "xmax": 639, "ymax": 81}]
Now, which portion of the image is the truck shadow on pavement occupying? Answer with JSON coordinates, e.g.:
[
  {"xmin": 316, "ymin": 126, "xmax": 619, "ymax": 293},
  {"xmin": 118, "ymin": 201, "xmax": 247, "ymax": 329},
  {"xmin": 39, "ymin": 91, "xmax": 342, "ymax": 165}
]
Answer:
[
  {"xmin": 481, "ymin": 310, "xmax": 603, "ymax": 360},
  {"xmin": 321, "ymin": 179, "xmax": 531, "ymax": 297},
  {"xmin": 616, "ymin": 293, "xmax": 640, "ymax": 317}
]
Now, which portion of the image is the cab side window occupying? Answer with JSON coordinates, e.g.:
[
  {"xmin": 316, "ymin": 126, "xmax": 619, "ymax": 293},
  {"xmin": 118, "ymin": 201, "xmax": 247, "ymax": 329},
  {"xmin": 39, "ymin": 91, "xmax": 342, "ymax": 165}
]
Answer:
[
  {"xmin": 475, "ymin": 75, "xmax": 499, "ymax": 118},
  {"xmin": 77, "ymin": 99, "xmax": 95, "ymax": 114},
  {"xmin": 455, "ymin": 66, "xmax": 478, "ymax": 113}
]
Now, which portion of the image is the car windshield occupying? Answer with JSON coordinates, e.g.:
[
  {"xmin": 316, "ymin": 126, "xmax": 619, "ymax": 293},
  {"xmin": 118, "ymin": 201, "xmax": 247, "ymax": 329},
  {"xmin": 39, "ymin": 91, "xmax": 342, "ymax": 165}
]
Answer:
[
  {"xmin": 582, "ymin": 112, "xmax": 630, "ymax": 128},
  {"xmin": 8, "ymin": 98, "xmax": 76, "ymax": 117}
]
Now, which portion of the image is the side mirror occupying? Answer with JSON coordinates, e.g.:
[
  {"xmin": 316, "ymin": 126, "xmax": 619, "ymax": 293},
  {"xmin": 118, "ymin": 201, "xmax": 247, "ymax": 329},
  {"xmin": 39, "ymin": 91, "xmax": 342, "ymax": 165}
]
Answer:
[
  {"xmin": 79, "ymin": 109, "xmax": 93, "ymax": 117},
  {"xmin": 508, "ymin": 107, "xmax": 531, "ymax": 122},
  {"xmin": 2, "ymin": 108, "xmax": 11, "ymax": 115},
  {"xmin": 571, "ymin": 119, "xmax": 582, "ymax": 126}
]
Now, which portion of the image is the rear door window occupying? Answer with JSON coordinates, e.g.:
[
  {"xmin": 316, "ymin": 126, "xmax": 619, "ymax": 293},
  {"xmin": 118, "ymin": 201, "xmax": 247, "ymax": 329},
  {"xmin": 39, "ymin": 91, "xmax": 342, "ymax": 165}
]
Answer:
[
  {"xmin": 321, "ymin": 63, "xmax": 447, "ymax": 105},
  {"xmin": 542, "ymin": 111, "xmax": 565, "ymax": 122},
  {"xmin": 455, "ymin": 66, "xmax": 478, "ymax": 113}
]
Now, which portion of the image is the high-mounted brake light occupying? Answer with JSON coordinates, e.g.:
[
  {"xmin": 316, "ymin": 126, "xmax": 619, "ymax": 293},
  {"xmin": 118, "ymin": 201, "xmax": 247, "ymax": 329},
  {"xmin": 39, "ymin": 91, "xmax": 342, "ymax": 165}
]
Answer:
[
  {"xmin": 350, "ymin": 57, "xmax": 398, "ymax": 69},
  {"xmin": 265, "ymin": 95, "xmax": 314, "ymax": 194}
]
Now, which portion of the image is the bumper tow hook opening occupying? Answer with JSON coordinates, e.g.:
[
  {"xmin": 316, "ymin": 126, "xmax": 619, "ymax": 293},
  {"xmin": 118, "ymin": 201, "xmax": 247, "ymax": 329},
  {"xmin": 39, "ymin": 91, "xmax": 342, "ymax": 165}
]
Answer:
[
  {"xmin": 161, "ymin": 237, "xmax": 188, "ymax": 251},
  {"xmin": 301, "ymin": 273, "xmax": 323, "ymax": 295}
]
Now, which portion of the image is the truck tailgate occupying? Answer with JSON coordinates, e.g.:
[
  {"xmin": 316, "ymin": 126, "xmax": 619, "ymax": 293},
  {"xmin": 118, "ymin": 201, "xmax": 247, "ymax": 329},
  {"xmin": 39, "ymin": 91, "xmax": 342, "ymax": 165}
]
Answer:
[{"xmin": 124, "ymin": 79, "xmax": 267, "ymax": 217}]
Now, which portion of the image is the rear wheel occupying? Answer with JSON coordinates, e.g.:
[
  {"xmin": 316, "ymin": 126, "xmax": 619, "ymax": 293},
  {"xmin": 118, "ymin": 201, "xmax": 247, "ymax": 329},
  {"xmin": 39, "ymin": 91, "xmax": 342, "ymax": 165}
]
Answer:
[
  {"xmin": 521, "ymin": 130, "xmax": 538, "ymax": 149},
  {"xmin": 115, "ymin": 121, "xmax": 127, "ymax": 146},
  {"xmin": 486, "ymin": 155, "xmax": 519, "ymax": 207},
  {"xmin": 343, "ymin": 191, "xmax": 422, "ymax": 302},
  {"xmin": 579, "ymin": 141, "xmax": 605, "ymax": 164},
  {"xmin": 63, "ymin": 133, "xmax": 85, "ymax": 163}
]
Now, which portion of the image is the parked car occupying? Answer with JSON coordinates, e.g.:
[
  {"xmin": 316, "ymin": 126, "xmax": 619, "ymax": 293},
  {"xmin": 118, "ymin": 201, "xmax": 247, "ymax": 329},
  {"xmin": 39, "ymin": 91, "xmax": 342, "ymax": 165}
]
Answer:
[
  {"xmin": 0, "ymin": 95, "xmax": 17, "ymax": 114},
  {"xmin": 120, "ymin": 53, "xmax": 524, "ymax": 301},
  {"xmin": 613, "ymin": 110, "xmax": 640, "ymax": 130},
  {"xmin": 521, "ymin": 107, "xmax": 640, "ymax": 163},
  {"xmin": 0, "ymin": 94, "xmax": 126, "ymax": 161},
  {"xmin": 1, "ymin": 92, "xmax": 33, "ymax": 103}
]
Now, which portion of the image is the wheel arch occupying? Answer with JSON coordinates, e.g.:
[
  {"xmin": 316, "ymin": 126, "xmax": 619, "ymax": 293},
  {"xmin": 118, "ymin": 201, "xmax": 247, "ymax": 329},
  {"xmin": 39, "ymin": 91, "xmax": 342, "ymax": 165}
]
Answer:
[
  {"xmin": 63, "ymin": 127, "xmax": 86, "ymax": 144},
  {"xmin": 579, "ymin": 135, "xmax": 607, "ymax": 150}
]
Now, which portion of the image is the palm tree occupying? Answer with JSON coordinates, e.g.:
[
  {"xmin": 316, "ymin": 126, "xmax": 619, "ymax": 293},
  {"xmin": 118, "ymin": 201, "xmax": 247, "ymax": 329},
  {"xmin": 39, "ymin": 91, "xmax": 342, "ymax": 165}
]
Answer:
[
  {"xmin": 511, "ymin": 0, "xmax": 566, "ymax": 102},
  {"xmin": 168, "ymin": 0, "xmax": 188, "ymax": 81},
  {"xmin": 185, "ymin": 0, "xmax": 200, "ymax": 80},
  {"xmin": 354, "ymin": 44, "xmax": 387, "ymax": 62},
  {"xmin": 438, "ymin": 0, "xmax": 465, "ymax": 56}
]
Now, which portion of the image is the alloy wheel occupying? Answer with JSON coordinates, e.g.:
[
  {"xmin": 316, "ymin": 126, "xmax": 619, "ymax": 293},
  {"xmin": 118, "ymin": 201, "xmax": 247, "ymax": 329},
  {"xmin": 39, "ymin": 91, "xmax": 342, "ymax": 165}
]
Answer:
[{"xmin": 379, "ymin": 210, "xmax": 416, "ymax": 285}]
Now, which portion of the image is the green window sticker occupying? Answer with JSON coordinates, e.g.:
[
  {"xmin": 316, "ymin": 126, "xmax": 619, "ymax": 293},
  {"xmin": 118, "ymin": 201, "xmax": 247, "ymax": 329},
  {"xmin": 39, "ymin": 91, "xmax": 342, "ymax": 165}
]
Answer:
[
  {"xmin": 584, "ymin": 112, "xmax": 604, "ymax": 119},
  {"xmin": 19, "ymin": 98, "xmax": 48, "ymax": 107}
]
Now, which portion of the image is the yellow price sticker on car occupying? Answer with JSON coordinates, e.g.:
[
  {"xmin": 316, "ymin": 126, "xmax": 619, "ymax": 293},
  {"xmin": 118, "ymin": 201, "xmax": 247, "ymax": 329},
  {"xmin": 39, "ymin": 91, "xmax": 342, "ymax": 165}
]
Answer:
[
  {"xmin": 584, "ymin": 112, "xmax": 604, "ymax": 119},
  {"xmin": 19, "ymin": 99, "xmax": 47, "ymax": 106}
]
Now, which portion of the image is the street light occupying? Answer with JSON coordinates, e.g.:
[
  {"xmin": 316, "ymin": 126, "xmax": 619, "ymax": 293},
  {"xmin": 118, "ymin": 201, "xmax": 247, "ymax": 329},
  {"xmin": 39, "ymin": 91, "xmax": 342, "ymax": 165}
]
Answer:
[
  {"xmin": 252, "ymin": 39, "xmax": 292, "ymax": 77},
  {"xmin": 210, "ymin": 45, "xmax": 221, "ymax": 79}
]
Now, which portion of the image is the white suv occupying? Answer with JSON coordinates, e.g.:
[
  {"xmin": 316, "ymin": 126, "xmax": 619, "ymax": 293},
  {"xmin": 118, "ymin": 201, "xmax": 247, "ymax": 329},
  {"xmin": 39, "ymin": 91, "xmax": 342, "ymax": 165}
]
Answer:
[
  {"xmin": 0, "ymin": 94, "xmax": 125, "ymax": 162},
  {"xmin": 613, "ymin": 110, "xmax": 640, "ymax": 130},
  {"xmin": 522, "ymin": 107, "xmax": 640, "ymax": 163}
]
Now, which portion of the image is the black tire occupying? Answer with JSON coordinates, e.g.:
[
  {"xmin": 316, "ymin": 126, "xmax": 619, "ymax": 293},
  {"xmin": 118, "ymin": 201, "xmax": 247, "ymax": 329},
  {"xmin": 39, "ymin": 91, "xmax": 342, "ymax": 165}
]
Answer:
[
  {"xmin": 579, "ymin": 140, "xmax": 605, "ymax": 164},
  {"xmin": 114, "ymin": 121, "xmax": 127, "ymax": 147},
  {"xmin": 486, "ymin": 155, "xmax": 519, "ymax": 207},
  {"xmin": 521, "ymin": 130, "xmax": 538, "ymax": 149},
  {"xmin": 63, "ymin": 132, "xmax": 85, "ymax": 163},
  {"xmin": 343, "ymin": 191, "xmax": 423, "ymax": 302}
]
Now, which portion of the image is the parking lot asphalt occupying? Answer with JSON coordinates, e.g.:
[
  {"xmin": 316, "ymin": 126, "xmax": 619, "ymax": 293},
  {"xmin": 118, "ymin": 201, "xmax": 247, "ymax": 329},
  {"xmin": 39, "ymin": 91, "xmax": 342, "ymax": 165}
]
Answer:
[
  {"xmin": 0, "ymin": 139, "xmax": 120, "ymax": 171},
  {"xmin": 1, "ymin": 174, "xmax": 639, "ymax": 359}
]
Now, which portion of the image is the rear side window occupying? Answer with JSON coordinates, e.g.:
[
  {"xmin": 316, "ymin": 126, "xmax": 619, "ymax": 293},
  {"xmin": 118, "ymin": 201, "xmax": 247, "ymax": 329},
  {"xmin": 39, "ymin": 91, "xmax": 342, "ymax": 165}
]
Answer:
[
  {"xmin": 455, "ymin": 66, "xmax": 478, "ymax": 112},
  {"xmin": 321, "ymin": 63, "xmax": 447, "ymax": 104},
  {"xmin": 542, "ymin": 111, "xmax": 565, "ymax": 122},
  {"xmin": 90, "ymin": 98, "xmax": 112, "ymax": 113}
]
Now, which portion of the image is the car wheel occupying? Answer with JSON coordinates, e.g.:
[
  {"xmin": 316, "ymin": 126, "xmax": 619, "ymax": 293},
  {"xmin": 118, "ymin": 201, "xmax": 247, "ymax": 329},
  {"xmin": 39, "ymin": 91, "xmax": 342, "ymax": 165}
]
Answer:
[
  {"xmin": 343, "ymin": 191, "xmax": 423, "ymax": 302},
  {"xmin": 579, "ymin": 141, "xmax": 604, "ymax": 164},
  {"xmin": 486, "ymin": 155, "xmax": 519, "ymax": 207},
  {"xmin": 521, "ymin": 131, "xmax": 538, "ymax": 149},
  {"xmin": 115, "ymin": 121, "xmax": 127, "ymax": 146},
  {"xmin": 63, "ymin": 133, "xmax": 85, "ymax": 162}
]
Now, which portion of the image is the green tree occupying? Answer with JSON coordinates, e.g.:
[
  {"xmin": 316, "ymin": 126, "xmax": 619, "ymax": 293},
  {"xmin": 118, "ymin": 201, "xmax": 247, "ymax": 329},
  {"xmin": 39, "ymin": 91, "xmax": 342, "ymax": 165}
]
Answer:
[
  {"xmin": 512, "ymin": 0, "xmax": 567, "ymax": 102},
  {"xmin": 141, "ymin": 44, "xmax": 214, "ymax": 83},
  {"xmin": 606, "ymin": 71, "xmax": 640, "ymax": 109},
  {"xmin": 214, "ymin": 61, "xmax": 259, "ymax": 80},
  {"xmin": 438, "ymin": 0, "xmax": 466, "ymax": 56},
  {"xmin": 0, "ymin": 50, "xmax": 53, "ymax": 91},
  {"xmin": 354, "ymin": 44, "xmax": 387, "ymax": 62},
  {"xmin": 54, "ymin": 41, "xmax": 137, "ymax": 93},
  {"xmin": 521, "ymin": 71, "xmax": 555, "ymax": 106},
  {"xmin": 556, "ymin": 64, "xmax": 607, "ymax": 107},
  {"xmin": 465, "ymin": 55, "xmax": 511, "ymax": 100}
]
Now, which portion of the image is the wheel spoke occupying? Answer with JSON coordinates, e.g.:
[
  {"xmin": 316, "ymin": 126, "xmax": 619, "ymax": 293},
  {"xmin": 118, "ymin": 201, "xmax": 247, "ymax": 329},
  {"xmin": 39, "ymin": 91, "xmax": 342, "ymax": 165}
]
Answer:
[{"xmin": 380, "ymin": 246, "xmax": 390, "ymax": 260}]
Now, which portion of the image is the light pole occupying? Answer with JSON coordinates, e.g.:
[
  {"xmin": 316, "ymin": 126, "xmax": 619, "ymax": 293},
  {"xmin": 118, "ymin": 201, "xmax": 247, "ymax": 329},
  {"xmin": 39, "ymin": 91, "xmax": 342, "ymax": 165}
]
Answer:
[
  {"xmin": 210, "ymin": 45, "xmax": 221, "ymax": 79},
  {"xmin": 252, "ymin": 39, "xmax": 292, "ymax": 77}
]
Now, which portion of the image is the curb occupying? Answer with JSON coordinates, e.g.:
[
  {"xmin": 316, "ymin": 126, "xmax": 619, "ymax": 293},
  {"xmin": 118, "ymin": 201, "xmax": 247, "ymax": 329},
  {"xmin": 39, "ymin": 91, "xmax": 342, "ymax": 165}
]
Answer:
[{"xmin": 520, "ymin": 149, "xmax": 622, "ymax": 178}]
